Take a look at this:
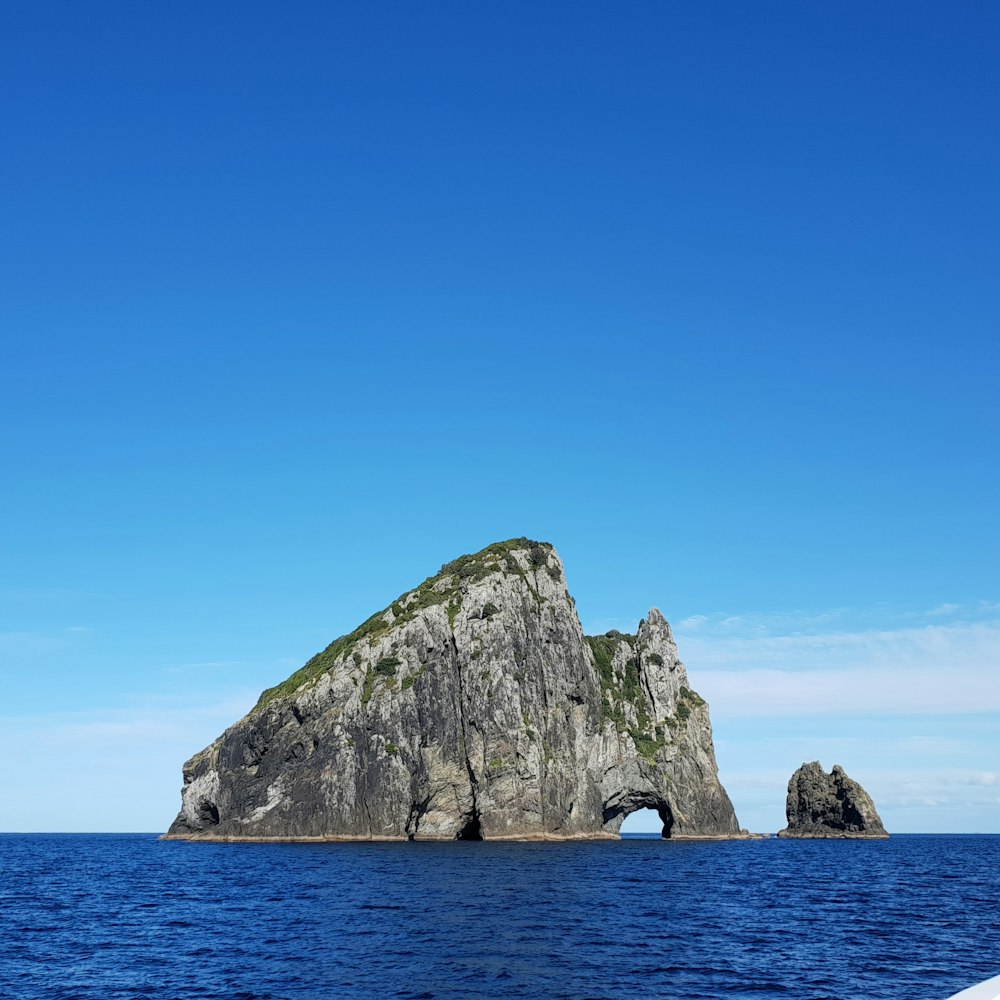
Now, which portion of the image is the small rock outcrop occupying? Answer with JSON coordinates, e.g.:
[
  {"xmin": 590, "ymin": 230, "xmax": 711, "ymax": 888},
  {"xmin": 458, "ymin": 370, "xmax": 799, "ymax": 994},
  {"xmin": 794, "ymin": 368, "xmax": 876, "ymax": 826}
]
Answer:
[
  {"xmin": 165, "ymin": 538, "xmax": 744, "ymax": 841},
  {"xmin": 778, "ymin": 761, "xmax": 888, "ymax": 838}
]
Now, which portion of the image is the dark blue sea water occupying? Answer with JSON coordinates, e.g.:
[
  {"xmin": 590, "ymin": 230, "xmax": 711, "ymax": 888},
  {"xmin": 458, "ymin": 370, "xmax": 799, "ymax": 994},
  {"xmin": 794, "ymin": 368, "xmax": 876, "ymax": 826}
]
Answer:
[{"xmin": 1, "ymin": 834, "xmax": 998, "ymax": 1000}]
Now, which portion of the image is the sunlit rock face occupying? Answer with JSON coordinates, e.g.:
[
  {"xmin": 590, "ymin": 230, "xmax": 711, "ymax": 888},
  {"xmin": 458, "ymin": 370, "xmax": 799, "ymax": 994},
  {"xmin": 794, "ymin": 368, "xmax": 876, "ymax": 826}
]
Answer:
[
  {"xmin": 778, "ymin": 762, "xmax": 888, "ymax": 839},
  {"xmin": 166, "ymin": 539, "xmax": 742, "ymax": 842}
]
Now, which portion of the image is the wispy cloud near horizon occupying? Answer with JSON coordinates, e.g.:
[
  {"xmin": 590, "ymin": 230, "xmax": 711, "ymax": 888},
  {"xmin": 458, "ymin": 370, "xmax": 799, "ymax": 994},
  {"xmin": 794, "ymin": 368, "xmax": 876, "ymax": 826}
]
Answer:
[
  {"xmin": 3, "ymin": 601, "xmax": 997, "ymax": 833},
  {"xmin": 0, "ymin": 688, "xmax": 264, "ymax": 832},
  {"xmin": 672, "ymin": 603, "xmax": 1000, "ymax": 718}
]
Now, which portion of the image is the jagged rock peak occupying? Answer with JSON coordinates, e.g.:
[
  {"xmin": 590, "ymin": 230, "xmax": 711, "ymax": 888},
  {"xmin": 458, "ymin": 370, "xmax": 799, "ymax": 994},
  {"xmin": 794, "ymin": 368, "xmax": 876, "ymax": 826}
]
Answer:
[
  {"xmin": 165, "ymin": 538, "xmax": 744, "ymax": 842},
  {"xmin": 777, "ymin": 761, "xmax": 888, "ymax": 839}
]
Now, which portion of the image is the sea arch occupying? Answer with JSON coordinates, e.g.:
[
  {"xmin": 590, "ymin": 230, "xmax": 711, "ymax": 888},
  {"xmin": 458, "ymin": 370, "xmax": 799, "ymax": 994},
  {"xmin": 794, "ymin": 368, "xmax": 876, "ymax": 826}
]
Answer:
[{"xmin": 603, "ymin": 792, "xmax": 675, "ymax": 839}]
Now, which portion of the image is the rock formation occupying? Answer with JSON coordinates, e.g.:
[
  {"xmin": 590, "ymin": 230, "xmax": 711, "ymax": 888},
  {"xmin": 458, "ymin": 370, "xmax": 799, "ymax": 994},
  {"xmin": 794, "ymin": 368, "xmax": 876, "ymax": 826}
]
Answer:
[
  {"xmin": 166, "ymin": 538, "xmax": 743, "ymax": 841},
  {"xmin": 778, "ymin": 761, "xmax": 888, "ymax": 838}
]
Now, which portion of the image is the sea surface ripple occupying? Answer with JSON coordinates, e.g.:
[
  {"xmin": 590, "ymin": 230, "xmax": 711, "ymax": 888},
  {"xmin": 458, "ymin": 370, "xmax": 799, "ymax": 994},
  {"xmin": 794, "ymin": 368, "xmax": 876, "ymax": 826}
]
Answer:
[{"xmin": 1, "ymin": 833, "xmax": 998, "ymax": 999}]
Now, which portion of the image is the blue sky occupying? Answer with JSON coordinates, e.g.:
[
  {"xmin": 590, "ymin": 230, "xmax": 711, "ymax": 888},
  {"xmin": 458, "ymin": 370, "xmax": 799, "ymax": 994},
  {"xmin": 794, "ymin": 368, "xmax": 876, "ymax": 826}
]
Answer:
[{"xmin": 2, "ymin": 3, "xmax": 997, "ymax": 833}]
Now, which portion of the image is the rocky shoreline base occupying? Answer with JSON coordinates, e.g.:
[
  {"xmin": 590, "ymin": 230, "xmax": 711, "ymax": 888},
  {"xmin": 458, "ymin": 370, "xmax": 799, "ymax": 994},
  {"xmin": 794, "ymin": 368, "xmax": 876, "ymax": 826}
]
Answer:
[{"xmin": 160, "ymin": 830, "xmax": 766, "ymax": 843}]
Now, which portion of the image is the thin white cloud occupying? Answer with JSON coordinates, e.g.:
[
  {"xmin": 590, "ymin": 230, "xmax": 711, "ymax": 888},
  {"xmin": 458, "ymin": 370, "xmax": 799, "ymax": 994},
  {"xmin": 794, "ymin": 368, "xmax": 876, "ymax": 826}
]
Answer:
[
  {"xmin": 0, "ymin": 689, "xmax": 264, "ymax": 831},
  {"xmin": 674, "ymin": 610, "xmax": 1000, "ymax": 718},
  {"xmin": 679, "ymin": 599, "xmax": 998, "ymax": 637},
  {"xmin": 0, "ymin": 690, "xmax": 260, "ymax": 745},
  {"xmin": 4, "ymin": 600, "xmax": 998, "ymax": 832},
  {"xmin": 960, "ymin": 772, "xmax": 998, "ymax": 787},
  {"xmin": 675, "ymin": 614, "xmax": 708, "ymax": 629},
  {"xmin": 697, "ymin": 662, "xmax": 1000, "ymax": 717},
  {"xmin": 929, "ymin": 603, "xmax": 961, "ymax": 617}
]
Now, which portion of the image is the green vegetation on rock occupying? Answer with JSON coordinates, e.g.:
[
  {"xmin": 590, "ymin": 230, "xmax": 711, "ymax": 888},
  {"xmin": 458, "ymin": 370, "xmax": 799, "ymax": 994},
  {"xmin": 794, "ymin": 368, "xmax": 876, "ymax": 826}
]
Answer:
[
  {"xmin": 585, "ymin": 631, "xmax": 667, "ymax": 762},
  {"xmin": 400, "ymin": 665, "xmax": 427, "ymax": 692},
  {"xmin": 528, "ymin": 544, "xmax": 548, "ymax": 568},
  {"xmin": 360, "ymin": 668, "xmax": 377, "ymax": 707},
  {"xmin": 440, "ymin": 537, "xmax": 552, "ymax": 584},
  {"xmin": 168, "ymin": 539, "xmax": 744, "ymax": 843},
  {"xmin": 585, "ymin": 632, "xmax": 636, "ymax": 713},
  {"xmin": 679, "ymin": 685, "xmax": 705, "ymax": 706},
  {"xmin": 253, "ymin": 537, "xmax": 552, "ymax": 712},
  {"xmin": 670, "ymin": 686, "xmax": 706, "ymax": 727}
]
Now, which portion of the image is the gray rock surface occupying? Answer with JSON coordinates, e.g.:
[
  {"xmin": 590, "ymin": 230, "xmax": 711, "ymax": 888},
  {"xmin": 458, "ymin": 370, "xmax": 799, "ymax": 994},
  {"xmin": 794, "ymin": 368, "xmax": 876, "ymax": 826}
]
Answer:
[
  {"xmin": 166, "ymin": 539, "xmax": 743, "ymax": 841},
  {"xmin": 777, "ymin": 761, "xmax": 888, "ymax": 838}
]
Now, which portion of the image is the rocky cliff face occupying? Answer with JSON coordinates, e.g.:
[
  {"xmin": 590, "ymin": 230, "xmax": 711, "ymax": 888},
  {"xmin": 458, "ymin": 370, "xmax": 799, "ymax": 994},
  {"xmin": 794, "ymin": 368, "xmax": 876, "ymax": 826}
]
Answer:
[
  {"xmin": 166, "ymin": 539, "xmax": 742, "ymax": 841},
  {"xmin": 778, "ymin": 762, "xmax": 888, "ymax": 838}
]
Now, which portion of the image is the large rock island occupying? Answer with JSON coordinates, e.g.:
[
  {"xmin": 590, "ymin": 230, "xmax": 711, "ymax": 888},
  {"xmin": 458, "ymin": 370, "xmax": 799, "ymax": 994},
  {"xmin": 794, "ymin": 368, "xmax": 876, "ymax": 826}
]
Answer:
[
  {"xmin": 778, "ymin": 761, "xmax": 888, "ymax": 838},
  {"xmin": 165, "ymin": 539, "xmax": 742, "ymax": 841}
]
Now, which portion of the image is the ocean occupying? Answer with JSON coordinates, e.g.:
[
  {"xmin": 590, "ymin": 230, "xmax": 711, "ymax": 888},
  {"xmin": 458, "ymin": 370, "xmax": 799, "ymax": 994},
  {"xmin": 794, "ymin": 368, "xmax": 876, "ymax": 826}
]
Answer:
[{"xmin": 1, "ymin": 833, "xmax": 997, "ymax": 999}]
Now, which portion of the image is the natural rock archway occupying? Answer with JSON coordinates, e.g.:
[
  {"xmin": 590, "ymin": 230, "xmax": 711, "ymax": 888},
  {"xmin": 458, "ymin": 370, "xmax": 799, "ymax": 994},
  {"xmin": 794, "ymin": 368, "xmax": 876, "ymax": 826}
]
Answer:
[
  {"xmin": 166, "ymin": 539, "xmax": 743, "ymax": 842},
  {"xmin": 613, "ymin": 802, "xmax": 675, "ymax": 839}
]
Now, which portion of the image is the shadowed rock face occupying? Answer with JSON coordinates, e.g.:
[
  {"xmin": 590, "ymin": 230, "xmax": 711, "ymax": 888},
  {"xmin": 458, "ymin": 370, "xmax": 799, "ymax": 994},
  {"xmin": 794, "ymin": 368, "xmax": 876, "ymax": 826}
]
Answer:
[
  {"xmin": 778, "ymin": 762, "xmax": 888, "ymax": 838},
  {"xmin": 166, "ymin": 539, "xmax": 742, "ymax": 841}
]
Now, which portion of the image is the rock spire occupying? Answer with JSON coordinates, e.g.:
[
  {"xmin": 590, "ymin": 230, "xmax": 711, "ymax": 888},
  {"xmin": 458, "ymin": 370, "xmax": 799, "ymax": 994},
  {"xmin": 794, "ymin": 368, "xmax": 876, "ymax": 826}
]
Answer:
[{"xmin": 778, "ymin": 761, "xmax": 888, "ymax": 838}]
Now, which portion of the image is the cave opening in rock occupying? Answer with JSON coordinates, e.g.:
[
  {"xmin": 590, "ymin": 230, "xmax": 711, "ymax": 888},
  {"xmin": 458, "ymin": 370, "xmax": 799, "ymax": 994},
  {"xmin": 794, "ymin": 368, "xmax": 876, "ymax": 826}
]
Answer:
[
  {"xmin": 618, "ymin": 803, "xmax": 674, "ymax": 839},
  {"xmin": 456, "ymin": 815, "xmax": 483, "ymax": 841},
  {"xmin": 197, "ymin": 800, "xmax": 220, "ymax": 826}
]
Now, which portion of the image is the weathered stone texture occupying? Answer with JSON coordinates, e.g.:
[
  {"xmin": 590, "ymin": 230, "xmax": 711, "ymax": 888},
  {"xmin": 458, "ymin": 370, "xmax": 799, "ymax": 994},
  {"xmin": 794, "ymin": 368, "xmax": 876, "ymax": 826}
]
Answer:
[
  {"xmin": 778, "ymin": 761, "xmax": 888, "ymax": 838},
  {"xmin": 166, "ymin": 540, "xmax": 743, "ymax": 841}
]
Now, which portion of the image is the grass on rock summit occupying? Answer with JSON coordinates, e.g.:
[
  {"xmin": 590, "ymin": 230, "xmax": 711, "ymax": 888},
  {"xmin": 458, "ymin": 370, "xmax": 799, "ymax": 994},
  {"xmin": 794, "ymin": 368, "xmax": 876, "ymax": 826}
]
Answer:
[{"xmin": 253, "ymin": 538, "xmax": 554, "ymax": 711}]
